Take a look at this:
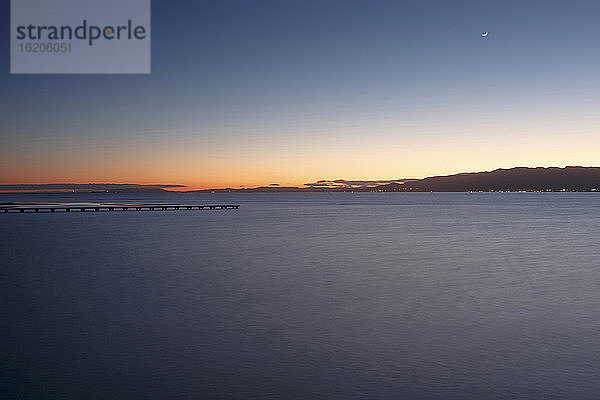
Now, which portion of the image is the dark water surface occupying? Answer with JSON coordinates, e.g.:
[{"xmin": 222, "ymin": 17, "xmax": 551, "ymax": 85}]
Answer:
[{"xmin": 2, "ymin": 192, "xmax": 600, "ymax": 399}]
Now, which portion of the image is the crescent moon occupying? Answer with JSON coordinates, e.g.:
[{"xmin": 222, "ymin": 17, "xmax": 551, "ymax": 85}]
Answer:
[{"xmin": 481, "ymin": 32, "xmax": 489, "ymax": 37}]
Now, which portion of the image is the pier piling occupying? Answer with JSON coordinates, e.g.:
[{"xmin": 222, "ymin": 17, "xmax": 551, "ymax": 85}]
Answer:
[{"xmin": 1, "ymin": 203, "xmax": 240, "ymax": 214}]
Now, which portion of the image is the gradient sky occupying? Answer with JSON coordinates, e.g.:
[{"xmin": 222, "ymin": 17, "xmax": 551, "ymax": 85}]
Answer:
[{"xmin": 1, "ymin": 0, "xmax": 600, "ymax": 189}]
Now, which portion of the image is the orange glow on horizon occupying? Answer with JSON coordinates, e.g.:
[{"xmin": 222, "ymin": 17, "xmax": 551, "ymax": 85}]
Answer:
[{"xmin": 2, "ymin": 121, "xmax": 600, "ymax": 191}]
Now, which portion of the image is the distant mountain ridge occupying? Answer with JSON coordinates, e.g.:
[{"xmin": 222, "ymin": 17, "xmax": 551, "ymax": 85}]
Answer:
[
  {"xmin": 375, "ymin": 167, "xmax": 600, "ymax": 192},
  {"xmin": 3, "ymin": 167, "xmax": 600, "ymax": 193}
]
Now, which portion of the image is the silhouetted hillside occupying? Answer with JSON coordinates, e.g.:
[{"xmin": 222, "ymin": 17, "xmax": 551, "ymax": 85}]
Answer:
[{"xmin": 375, "ymin": 167, "xmax": 600, "ymax": 192}]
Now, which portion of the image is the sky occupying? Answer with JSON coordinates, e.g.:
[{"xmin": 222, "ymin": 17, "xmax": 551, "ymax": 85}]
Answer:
[{"xmin": 1, "ymin": 0, "xmax": 600, "ymax": 189}]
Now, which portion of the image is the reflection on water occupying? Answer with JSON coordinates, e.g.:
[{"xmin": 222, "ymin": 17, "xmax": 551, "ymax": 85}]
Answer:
[{"xmin": 2, "ymin": 192, "xmax": 600, "ymax": 399}]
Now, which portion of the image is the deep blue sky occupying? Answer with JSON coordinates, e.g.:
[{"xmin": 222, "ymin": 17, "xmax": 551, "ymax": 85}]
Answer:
[{"xmin": 2, "ymin": 0, "xmax": 600, "ymax": 188}]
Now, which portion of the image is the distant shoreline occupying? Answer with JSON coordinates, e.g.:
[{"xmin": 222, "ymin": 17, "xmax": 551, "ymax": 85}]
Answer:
[{"xmin": 2, "ymin": 166, "xmax": 600, "ymax": 194}]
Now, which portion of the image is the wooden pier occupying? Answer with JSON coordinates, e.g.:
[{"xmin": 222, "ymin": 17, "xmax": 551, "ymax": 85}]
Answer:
[{"xmin": 0, "ymin": 203, "xmax": 240, "ymax": 213}]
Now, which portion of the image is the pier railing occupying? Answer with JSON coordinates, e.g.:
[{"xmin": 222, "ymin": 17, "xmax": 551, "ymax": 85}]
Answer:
[{"xmin": 0, "ymin": 203, "xmax": 240, "ymax": 213}]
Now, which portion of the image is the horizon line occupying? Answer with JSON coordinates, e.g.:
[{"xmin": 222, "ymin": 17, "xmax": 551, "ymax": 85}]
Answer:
[{"xmin": 1, "ymin": 165, "xmax": 599, "ymax": 194}]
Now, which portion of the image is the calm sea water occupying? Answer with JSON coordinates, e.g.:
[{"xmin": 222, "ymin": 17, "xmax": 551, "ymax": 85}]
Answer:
[{"xmin": 2, "ymin": 192, "xmax": 600, "ymax": 399}]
